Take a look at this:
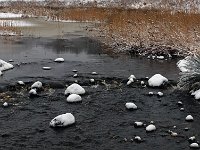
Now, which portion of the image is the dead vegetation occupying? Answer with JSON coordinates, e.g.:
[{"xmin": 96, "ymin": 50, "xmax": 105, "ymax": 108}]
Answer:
[{"xmin": 1, "ymin": 1, "xmax": 200, "ymax": 56}]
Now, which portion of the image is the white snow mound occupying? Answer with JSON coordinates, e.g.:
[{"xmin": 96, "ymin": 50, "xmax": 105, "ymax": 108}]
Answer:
[
  {"xmin": 67, "ymin": 94, "xmax": 82, "ymax": 103},
  {"xmin": 190, "ymin": 143, "xmax": 199, "ymax": 148},
  {"xmin": 146, "ymin": 124, "xmax": 156, "ymax": 132},
  {"xmin": 125, "ymin": 102, "xmax": 137, "ymax": 110},
  {"xmin": 31, "ymin": 81, "xmax": 42, "ymax": 89},
  {"xmin": 65, "ymin": 83, "xmax": 85, "ymax": 95},
  {"xmin": 17, "ymin": 81, "xmax": 25, "ymax": 85},
  {"xmin": 50, "ymin": 113, "xmax": 75, "ymax": 127},
  {"xmin": 0, "ymin": 59, "xmax": 14, "ymax": 71},
  {"xmin": 29, "ymin": 89, "xmax": 37, "ymax": 95},
  {"xmin": 185, "ymin": 115, "xmax": 194, "ymax": 121},
  {"xmin": 148, "ymin": 74, "xmax": 168, "ymax": 87}
]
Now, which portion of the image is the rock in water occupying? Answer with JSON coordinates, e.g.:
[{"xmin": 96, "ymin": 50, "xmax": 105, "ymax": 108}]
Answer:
[
  {"xmin": 134, "ymin": 122, "xmax": 143, "ymax": 128},
  {"xmin": 17, "ymin": 81, "xmax": 25, "ymax": 85},
  {"xmin": 185, "ymin": 115, "xmax": 194, "ymax": 122},
  {"xmin": 148, "ymin": 74, "xmax": 168, "ymax": 87},
  {"xmin": 157, "ymin": 92, "xmax": 163, "ymax": 96},
  {"xmin": 125, "ymin": 102, "xmax": 137, "ymax": 110},
  {"xmin": 3, "ymin": 102, "xmax": 8, "ymax": 107},
  {"xmin": 49, "ymin": 113, "xmax": 75, "ymax": 127},
  {"xmin": 0, "ymin": 59, "xmax": 14, "ymax": 71},
  {"xmin": 0, "ymin": 71, "xmax": 2, "ymax": 76},
  {"xmin": 146, "ymin": 124, "xmax": 156, "ymax": 132},
  {"xmin": 190, "ymin": 143, "xmax": 199, "ymax": 148},
  {"xmin": 29, "ymin": 89, "xmax": 37, "ymax": 96},
  {"xmin": 134, "ymin": 136, "xmax": 142, "ymax": 143},
  {"xmin": 90, "ymin": 79, "xmax": 95, "ymax": 83},
  {"xmin": 42, "ymin": 67, "xmax": 51, "ymax": 70},
  {"xmin": 65, "ymin": 83, "xmax": 85, "ymax": 95},
  {"xmin": 31, "ymin": 81, "xmax": 42, "ymax": 89},
  {"xmin": 67, "ymin": 94, "xmax": 82, "ymax": 103},
  {"xmin": 91, "ymin": 72, "xmax": 98, "ymax": 75},
  {"xmin": 128, "ymin": 75, "xmax": 136, "ymax": 80},
  {"xmin": 54, "ymin": 58, "xmax": 64, "ymax": 62}
]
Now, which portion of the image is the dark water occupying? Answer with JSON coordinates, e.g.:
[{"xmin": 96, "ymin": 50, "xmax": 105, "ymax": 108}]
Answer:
[{"xmin": 0, "ymin": 36, "xmax": 199, "ymax": 150}]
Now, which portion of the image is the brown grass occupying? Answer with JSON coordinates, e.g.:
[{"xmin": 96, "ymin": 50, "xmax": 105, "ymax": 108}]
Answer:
[{"xmin": 1, "ymin": 3, "xmax": 200, "ymax": 55}]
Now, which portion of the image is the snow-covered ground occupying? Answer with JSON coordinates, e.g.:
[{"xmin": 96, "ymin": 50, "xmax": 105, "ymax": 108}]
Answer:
[
  {"xmin": 0, "ymin": 20, "xmax": 35, "ymax": 27},
  {"xmin": 0, "ymin": 12, "xmax": 22, "ymax": 18}
]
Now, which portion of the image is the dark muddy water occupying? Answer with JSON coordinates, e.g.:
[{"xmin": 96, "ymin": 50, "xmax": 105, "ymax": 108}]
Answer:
[{"xmin": 0, "ymin": 32, "xmax": 199, "ymax": 150}]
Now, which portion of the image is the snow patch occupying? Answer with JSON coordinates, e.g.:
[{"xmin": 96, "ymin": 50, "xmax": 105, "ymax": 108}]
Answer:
[
  {"xmin": 148, "ymin": 74, "xmax": 168, "ymax": 87},
  {"xmin": 191, "ymin": 89, "xmax": 200, "ymax": 100},
  {"xmin": 0, "ymin": 12, "xmax": 22, "ymax": 18},
  {"xmin": 50, "ymin": 113, "xmax": 75, "ymax": 127},
  {"xmin": 185, "ymin": 115, "xmax": 194, "ymax": 121}
]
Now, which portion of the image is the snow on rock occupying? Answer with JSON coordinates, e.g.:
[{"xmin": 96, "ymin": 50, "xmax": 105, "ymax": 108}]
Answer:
[
  {"xmin": 148, "ymin": 74, "xmax": 168, "ymax": 87},
  {"xmin": 42, "ymin": 67, "xmax": 51, "ymax": 70},
  {"xmin": 190, "ymin": 143, "xmax": 199, "ymax": 148},
  {"xmin": 157, "ymin": 92, "xmax": 163, "ymax": 96},
  {"xmin": 66, "ymin": 94, "xmax": 82, "ymax": 103},
  {"xmin": 90, "ymin": 79, "xmax": 95, "ymax": 83},
  {"xmin": 134, "ymin": 121, "xmax": 143, "ymax": 127},
  {"xmin": 65, "ymin": 83, "xmax": 85, "ymax": 95},
  {"xmin": 146, "ymin": 124, "xmax": 156, "ymax": 132},
  {"xmin": 134, "ymin": 136, "xmax": 142, "ymax": 142},
  {"xmin": 17, "ymin": 81, "xmax": 25, "ymax": 85},
  {"xmin": 128, "ymin": 75, "xmax": 136, "ymax": 80},
  {"xmin": 91, "ymin": 72, "xmax": 98, "ymax": 75},
  {"xmin": 189, "ymin": 136, "xmax": 196, "ymax": 143},
  {"xmin": 72, "ymin": 69, "xmax": 77, "ymax": 73},
  {"xmin": 177, "ymin": 57, "xmax": 190, "ymax": 72},
  {"xmin": 180, "ymin": 108, "xmax": 185, "ymax": 111},
  {"xmin": 170, "ymin": 132, "xmax": 178, "ymax": 137},
  {"xmin": 0, "ymin": 71, "xmax": 2, "ymax": 76},
  {"xmin": 125, "ymin": 102, "xmax": 137, "ymax": 110},
  {"xmin": 191, "ymin": 89, "xmax": 200, "ymax": 100},
  {"xmin": 157, "ymin": 56, "xmax": 164, "ymax": 59},
  {"xmin": 177, "ymin": 101, "xmax": 183, "ymax": 106},
  {"xmin": 31, "ymin": 81, "xmax": 42, "ymax": 89},
  {"xmin": 127, "ymin": 80, "xmax": 133, "ymax": 85},
  {"xmin": 54, "ymin": 58, "xmax": 64, "ymax": 63},
  {"xmin": 186, "ymin": 115, "xmax": 194, "ymax": 122},
  {"xmin": 3, "ymin": 102, "xmax": 8, "ymax": 107},
  {"xmin": 29, "ymin": 89, "xmax": 37, "ymax": 96},
  {"xmin": 49, "ymin": 113, "xmax": 75, "ymax": 127},
  {"xmin": 148, "ymin": 92, "xmax": 154, "ymax": 96},
  {"xmin": 0, "ymin": 59, "xmax": 14, "ymax": 71},
  {"xmin": 73, "ymin": 74, "xmax": 78, "ymax": 78}
]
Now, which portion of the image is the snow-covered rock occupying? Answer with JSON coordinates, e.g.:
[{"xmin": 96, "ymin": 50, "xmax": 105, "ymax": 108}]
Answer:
[
  {"xmin": 0, "ymin": 71, "xmax": 2, "ymax": 76},
  {"xmin": 177, "ymin": 57, "xmax": 190, "ymax": 72},
  {"xmin": 134, "ymin": 136, "xmax": 142, "ymax": 142},
  {"xmin": 49, "ymin": 113, "xmax": 75, "ymax": 127},
  {"xmin": 42, "ymin": 67, "xmax": 51, "ymax": 70},
  {"xmin": 180, "ymin": 108, "xmax": 185, "ymax": 111},
  {"xmin": 72, "ymin": 69, "xmax": 77, "ymax": 73},
  {"xmin": 125, "ymin": 102, "xmax": 137, "ymax": 110},
  {"xmin": 157, "ymin": 56, "xmax": 164, "ymax": 59},
  {"xmin": 128, "ymin": 75, "xmax": 136, "ymax": 80},
  {"xmin": 17, "ymin": 81, "xmax": 25, "ymax": 85},
  {"xmin": 186, "ymin": 115, "xmax": 194, "ymax": 121},
  {"xmin": 157, "ymin": 92, "xmax": 163, "ymax": 96},
  {"xmin": 134, "ymin": 121, "xmax": 143, "ymax": 127},
  {"xmin": 148, "ymin": 74, "xmax": 168, "ymax": 87},
  {"xmin": 141, "ymin": 81, "xmax": 145, "ymax": 85},
  {"xmin": 146, "ymin": 124, "xmax": 156, "ymax": 132},
  {"xmin": 31, "ymin": 81, "xmax": 42, "ymax": 89},
  {"xmin": 171, "ymin": 132, "xmax": 178, "ymax": 137},
  {"xmin": 3, "ymin": 102, "xmax": 8, "ymax": 107},
  {"xmin": 90, "ymin": 79, "xmax": 95, "ymax": 83},
  {"xmin": 67, "ymin": 94, "xmax": 82, "ymax": 103},
  {"xmin": 177, "ymin": 101, "xmax": 183, "ymax": 105},
  {"xmin": 127, "ymin": 80, "xmax": 133, "ymax": 85},
  {"xmin": 54, "ymin": 58, "xmax": 64, "ymax": 63},
  {"xmin": 189, "ymin": 136, "xmax": 196, "ymax": 143},
  {"xmin": 191, "ymin": 89, "xmax": 200, "ymax": 100},
  {"xmin": 190, "ymin": 143, "xmax": 199, "ymax": 148},
  {"xmin": 65, "ymin": 83, "xmax": 85, "ymax": 95},
  {"xmin": 29, "ymin": 89, "xmax": 37, "ymax": 96},
  {"xmin": 73, "ymin": 74, "xmax": 78, "ymax": 78},
  {"xmin": 0, "ymin": 59, "xmax": 14, "ymax": 71},
  {"xmin": 148, "ymin": 92, "xmax": 154, "ymax": 96},
  {"xmin": 91, "ymin": 72, "xmax": 98, "ymax": 75}
]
